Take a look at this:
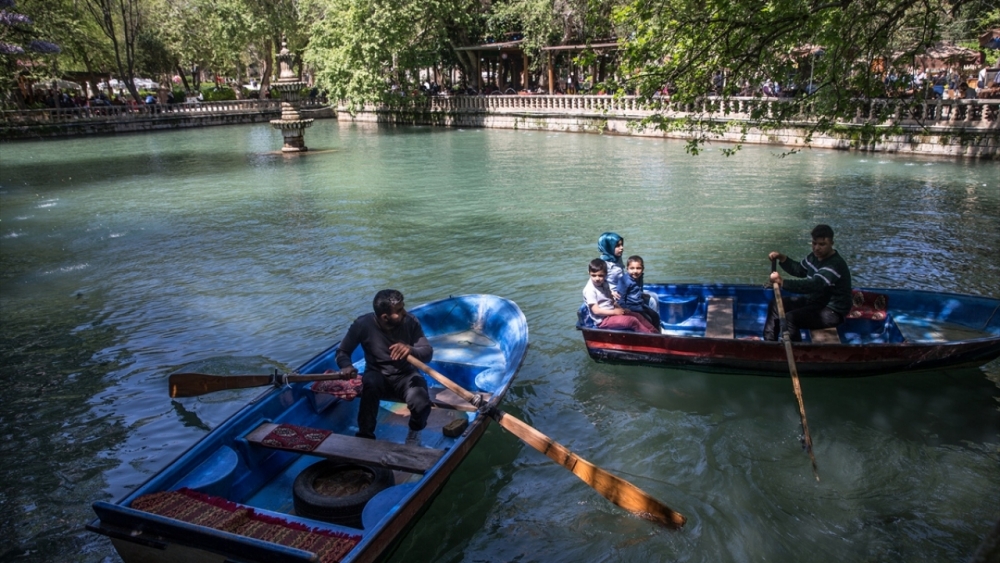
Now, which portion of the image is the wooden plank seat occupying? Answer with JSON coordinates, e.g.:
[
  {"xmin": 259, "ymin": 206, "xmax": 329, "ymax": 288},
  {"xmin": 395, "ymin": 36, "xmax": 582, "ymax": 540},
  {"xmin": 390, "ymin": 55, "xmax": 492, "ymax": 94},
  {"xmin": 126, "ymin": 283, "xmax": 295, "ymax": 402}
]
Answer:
[
  {"xmin": 245, "ymin": 423, "xmax": 445, "ymax": 474},
  {"xmin": 704, "ymin": 297, "xmax": 735, "ymax": 339},
  {"xmin": 809, "ymin": 327, "xmax": 841, "ymax": 344},
  {"xmin": 428, "ymin": 387, "xmax": 490, "ymax": 411}
]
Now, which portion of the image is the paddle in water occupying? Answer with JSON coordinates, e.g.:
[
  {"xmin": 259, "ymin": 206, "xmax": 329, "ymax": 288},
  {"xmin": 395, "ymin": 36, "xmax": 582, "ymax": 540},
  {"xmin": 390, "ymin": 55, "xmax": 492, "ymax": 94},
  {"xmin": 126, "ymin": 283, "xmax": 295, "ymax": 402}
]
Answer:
[
  {"xmin": 407, "ymin": 356, "xmax": 687, "ymax": 528},
  {"xmin": 771, "ymin": 259, "xmax": 820, "ymax": 481},
  {"xmin": 169, "ymin": 370, "xmax": 353, "ymax": 398}
]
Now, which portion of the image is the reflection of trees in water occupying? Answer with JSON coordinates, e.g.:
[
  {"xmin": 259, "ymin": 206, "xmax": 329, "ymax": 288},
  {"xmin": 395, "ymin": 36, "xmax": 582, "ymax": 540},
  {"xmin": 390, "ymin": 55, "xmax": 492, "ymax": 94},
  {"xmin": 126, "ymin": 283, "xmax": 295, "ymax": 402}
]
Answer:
[{"xmin": 0, "ymin": 295, "xmax": 128, "ymax": 561}]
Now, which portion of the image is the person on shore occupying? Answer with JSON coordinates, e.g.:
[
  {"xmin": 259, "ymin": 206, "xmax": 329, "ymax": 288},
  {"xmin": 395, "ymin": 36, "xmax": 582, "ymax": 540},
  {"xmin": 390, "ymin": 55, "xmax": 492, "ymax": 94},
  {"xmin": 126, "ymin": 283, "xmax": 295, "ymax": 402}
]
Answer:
[
  {"xmin": 583, "ymin": 259, "xmax": 658, "ymax": 333},
  {"xmin": 620, "ymin": 255, "xmax": 661, "ymax": 329},
  {"xmin": 763, "ymin": 224, "xmax": 852, "ymax": 342},
  {"xmin": 334, "ymin": 289, "xmax": 433, "ymax": 440},
  {"xmin": 597, "ymin": 232, "xmax": 627, "ymax": 299}
]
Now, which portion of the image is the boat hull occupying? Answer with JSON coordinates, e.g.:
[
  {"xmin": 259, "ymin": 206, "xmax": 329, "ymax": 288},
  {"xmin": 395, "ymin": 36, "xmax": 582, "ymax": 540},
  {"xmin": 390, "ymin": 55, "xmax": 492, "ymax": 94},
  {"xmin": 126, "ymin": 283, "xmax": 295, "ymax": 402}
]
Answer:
[
  {"xmin": 89, "ymin": 294, "xmax": 529, "ymax": 563},
  {"xmin": 579, "ymin": 284, "xmax": 1000, "ymax": 377}
]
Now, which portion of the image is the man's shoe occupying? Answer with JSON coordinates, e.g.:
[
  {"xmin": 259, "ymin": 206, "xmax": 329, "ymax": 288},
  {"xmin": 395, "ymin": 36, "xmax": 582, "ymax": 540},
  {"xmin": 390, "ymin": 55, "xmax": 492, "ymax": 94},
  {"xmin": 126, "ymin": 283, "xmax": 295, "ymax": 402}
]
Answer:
[{"xmin": 405, "ymin": 429, "xmax": 421, "ymax": 446}]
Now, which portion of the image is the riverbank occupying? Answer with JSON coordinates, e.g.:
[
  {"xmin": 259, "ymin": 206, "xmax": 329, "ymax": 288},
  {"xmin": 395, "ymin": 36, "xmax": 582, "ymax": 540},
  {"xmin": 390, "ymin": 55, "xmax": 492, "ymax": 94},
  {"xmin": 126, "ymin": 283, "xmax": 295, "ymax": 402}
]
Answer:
[
  {"xmin": 4, "ymin": 95, "xmax": 996, "ymax": 159},
  {"xmin": 337, "ymin": 95, "xmax": 1000, "ymax": 159}
]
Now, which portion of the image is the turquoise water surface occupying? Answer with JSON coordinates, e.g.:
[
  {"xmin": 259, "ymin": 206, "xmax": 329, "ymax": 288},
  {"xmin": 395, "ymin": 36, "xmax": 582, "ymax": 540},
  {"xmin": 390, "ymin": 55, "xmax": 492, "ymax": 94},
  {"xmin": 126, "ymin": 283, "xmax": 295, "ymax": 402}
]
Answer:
[{"xmin": 1, "ymin": 121, "xmax": 998, "ymax": 562}]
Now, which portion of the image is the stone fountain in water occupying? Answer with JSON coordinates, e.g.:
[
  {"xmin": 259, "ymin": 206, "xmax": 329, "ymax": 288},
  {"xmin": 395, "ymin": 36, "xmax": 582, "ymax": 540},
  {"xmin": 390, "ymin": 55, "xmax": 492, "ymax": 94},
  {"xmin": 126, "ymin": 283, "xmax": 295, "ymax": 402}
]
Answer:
[{"xmin": 270, "ymin": 39, "xmax": 314, "ymax": 152}]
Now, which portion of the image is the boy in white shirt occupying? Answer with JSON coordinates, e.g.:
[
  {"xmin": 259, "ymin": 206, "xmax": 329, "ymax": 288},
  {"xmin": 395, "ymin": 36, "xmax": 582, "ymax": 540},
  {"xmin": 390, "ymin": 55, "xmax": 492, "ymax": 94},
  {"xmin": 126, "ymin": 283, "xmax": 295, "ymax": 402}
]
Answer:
[{"xmin": 583, "ymin": 259, "xmax": 658, "ymax": 333}]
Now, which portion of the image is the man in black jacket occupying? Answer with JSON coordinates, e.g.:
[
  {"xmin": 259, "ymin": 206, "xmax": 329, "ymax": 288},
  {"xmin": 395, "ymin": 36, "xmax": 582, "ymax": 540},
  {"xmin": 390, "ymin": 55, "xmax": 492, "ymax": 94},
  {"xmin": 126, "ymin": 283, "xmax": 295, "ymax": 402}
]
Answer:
[
  {"xmin": 335, "ymin": 289, "xmax": 433, "ymax": 439},
  {"xmin": 764, "ymin": 224, "xmax": 852, "ymax": 342}
]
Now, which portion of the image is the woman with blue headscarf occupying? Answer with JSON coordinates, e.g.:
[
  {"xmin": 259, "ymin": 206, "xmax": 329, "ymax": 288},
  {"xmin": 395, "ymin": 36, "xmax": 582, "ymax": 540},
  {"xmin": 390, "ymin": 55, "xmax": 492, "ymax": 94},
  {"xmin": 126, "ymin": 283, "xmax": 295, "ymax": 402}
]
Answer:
[{"xmin": 597, "ymin": 232, "xmax": 626, "ymax": 298}]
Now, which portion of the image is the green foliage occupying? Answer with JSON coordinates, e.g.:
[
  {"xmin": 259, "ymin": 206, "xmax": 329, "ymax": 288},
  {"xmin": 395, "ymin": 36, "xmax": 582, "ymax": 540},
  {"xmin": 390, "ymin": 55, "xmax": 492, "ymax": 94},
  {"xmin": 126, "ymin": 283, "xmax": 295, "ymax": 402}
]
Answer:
[
  {"xmin": 202, "ymin": 86, "xmax": 236, "ymax": 101},
  {"xmin": 611, "ymin": 0, "xmax": 987, "ymax": 153},
  {"xmin": 302, "ymin": 0, "xmax": 485, "ymax": 107}
]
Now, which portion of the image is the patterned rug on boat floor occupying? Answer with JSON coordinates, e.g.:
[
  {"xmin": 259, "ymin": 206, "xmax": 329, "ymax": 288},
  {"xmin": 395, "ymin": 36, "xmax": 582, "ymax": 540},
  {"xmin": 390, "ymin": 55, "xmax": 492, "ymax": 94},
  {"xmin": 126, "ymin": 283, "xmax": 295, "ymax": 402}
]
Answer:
[{"xmin": 131, "ymin": 488, "xmax": 360, "ymax": 562}]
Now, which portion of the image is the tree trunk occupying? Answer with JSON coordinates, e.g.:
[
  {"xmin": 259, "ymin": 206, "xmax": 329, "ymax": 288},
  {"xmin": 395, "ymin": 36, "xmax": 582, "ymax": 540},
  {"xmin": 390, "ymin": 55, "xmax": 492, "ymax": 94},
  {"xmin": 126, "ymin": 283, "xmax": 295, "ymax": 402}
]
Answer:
[
  {"xmin": 175, "ymin": 63, "xmax": 190, "ymax": 92},
  {"xmin": 258, "ymin": 37, "xmax": 274, "ymax": 100}
]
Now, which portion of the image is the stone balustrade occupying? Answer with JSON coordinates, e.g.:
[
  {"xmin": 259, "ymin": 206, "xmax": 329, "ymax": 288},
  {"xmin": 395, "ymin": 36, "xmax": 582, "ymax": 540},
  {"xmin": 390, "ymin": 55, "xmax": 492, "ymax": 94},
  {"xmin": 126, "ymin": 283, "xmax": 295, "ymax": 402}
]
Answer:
[
  {"xmin": 366, "ymin": 94, "xmax": 998, "ymax": 129},
  {"xmin": 0, "ymin": 99, "xmax": 332, "ymax": 126}
]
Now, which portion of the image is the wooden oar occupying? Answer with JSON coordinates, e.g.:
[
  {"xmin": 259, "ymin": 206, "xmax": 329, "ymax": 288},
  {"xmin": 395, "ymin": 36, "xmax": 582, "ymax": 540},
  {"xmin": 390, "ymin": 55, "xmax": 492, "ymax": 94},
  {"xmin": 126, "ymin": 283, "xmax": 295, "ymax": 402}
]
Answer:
[
  {"xmin": 407, "ymin": 356, "xmax": 686, "ymax": 528},
  {"xmin": 771, "ymin": 260, "xmax": 820, "ymax": 481},
  {"xmin": 169, "ymin": 370, "xmax": 352, "ymax": 398}
]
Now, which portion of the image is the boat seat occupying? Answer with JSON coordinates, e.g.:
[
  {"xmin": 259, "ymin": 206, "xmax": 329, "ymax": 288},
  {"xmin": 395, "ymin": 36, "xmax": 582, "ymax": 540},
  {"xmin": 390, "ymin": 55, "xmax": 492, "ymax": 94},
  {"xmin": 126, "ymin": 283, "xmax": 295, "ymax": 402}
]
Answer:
[
  {"xmin": 246, "ymin": 423, "xmax": 445, "ymax": 475},
  {"xmin": 809, "ymin": 327, "xmax": 841, "ymax": 344},
  {"xmin": 309, "ymin": 383, "xmax": 489, "ymax": 413},
  {"xmin": 428, "ymin": 387, "xmax": 490, "ymax": 412},
  {"xmin": 704, "ymin": 297, "xmax": 735, "ymax": 339}
]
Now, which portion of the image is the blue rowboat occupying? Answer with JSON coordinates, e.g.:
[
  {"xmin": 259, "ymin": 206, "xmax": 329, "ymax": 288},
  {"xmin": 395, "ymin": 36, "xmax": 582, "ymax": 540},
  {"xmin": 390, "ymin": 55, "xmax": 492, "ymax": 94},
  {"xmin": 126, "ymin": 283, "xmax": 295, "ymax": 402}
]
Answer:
[
  {"xmin": 88, "ymin": 294, "xmax": 528, "ymax": 563},
  {"xmin": 577, "ymin": 284, "xmax": 1000, "ymax": 377}
]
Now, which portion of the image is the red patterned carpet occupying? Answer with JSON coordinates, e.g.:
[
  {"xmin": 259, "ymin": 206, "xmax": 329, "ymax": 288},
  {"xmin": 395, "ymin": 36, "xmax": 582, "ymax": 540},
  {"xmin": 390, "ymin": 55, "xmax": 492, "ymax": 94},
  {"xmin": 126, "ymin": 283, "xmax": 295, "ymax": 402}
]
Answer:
[{"xmin": 132, "ymin": 488, "xmax": 361, "ymax": 562}]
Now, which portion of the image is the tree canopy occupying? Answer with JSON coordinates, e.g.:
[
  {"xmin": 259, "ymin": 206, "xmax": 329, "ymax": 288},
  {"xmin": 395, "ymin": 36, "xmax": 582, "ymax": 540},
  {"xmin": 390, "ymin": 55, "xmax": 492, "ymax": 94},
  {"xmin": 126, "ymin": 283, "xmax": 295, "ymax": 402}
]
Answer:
[{"xmin": 2, "ymin": 0, "xmax": 996, "ymax": 120}]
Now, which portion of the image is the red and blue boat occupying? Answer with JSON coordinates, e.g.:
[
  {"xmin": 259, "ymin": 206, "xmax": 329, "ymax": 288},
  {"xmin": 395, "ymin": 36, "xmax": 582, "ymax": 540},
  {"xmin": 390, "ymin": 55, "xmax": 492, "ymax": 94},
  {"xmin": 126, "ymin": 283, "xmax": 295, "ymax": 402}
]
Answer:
[{"xmin": 577, "ymin": 284, "xmax": 1000, "ymax": 377}]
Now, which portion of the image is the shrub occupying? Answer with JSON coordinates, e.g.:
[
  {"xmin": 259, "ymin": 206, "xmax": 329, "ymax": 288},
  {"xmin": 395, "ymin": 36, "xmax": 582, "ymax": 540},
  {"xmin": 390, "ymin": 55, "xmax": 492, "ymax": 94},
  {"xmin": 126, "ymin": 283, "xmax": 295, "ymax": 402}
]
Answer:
[{"xmin": 202, "ymin": 87, "xmax": 236, "ymax": 102}]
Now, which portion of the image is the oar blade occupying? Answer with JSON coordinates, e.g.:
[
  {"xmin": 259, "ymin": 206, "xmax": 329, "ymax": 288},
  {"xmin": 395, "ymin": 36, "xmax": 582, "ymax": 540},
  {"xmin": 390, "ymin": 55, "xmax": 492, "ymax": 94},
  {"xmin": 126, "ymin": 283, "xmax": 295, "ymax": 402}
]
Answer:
[
  {"xmin": 496, "ymin": 412, "xmax": 686, "ymax": 528},
  {"xmin": 168, "ymin": 373, "xmax": 272, "ymax": 398}
]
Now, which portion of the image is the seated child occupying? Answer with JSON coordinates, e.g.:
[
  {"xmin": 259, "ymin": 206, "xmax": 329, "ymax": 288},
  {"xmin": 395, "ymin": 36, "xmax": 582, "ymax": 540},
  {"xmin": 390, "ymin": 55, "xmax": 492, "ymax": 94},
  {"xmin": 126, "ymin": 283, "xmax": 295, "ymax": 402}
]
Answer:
[
  {"xmin": 583, "ymin": 259, "xmax": 658, "ymax": 333},
  {"xmin": 620, "ymin": 255, "xmax": 661, "ymax": 329}
]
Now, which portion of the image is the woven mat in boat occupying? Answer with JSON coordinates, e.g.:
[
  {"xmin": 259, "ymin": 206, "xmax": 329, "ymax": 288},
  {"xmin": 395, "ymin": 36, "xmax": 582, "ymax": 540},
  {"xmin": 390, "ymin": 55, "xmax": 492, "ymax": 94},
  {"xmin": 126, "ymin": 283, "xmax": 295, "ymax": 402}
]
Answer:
[
  {"xmin": 131, "ymin": 488, "xmax": 360, "ymax": 562},
  {"xmin": 312, "ymin": 377, "xmax": 362, "ymax": 400},
  {"xmin": 260, "ymin": 423, "xmax": 332, "ymax": 451}
]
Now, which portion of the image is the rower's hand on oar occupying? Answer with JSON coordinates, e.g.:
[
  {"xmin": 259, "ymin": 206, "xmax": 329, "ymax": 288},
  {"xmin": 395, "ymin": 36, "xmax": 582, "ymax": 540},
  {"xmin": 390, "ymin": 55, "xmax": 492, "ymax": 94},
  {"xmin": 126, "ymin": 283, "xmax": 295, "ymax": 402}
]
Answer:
[
  {"xmin": 388, "ymin": 342, "xmax": 412, "ymax": 361},
  {"xmin": 768, "ymin": 251, "xmax": 786, "ymax": 262},
  {"xmin": 331, "ymin": 366, "xmax": 358, "ymax": 377},
  {"xmin": 770, "ymin": 271, "xmax": 783, "ymax": 286}
]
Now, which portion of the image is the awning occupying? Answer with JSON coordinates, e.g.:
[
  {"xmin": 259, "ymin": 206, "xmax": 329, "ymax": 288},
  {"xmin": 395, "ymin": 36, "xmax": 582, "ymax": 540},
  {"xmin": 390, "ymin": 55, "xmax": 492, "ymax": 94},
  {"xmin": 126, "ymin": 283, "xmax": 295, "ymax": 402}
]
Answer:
[
  {"xmin": 980, "ymin": 29, "xmax": 1000, "ymax": 49},
  {"xmin": 540, "ymin": 42, "xmax": 619, "ymax": 52},
  {"xmin": 454, "ymin": 40, "xmax": 524, "ymax": 52},
  {"xmin": 913, "ymin": 42, "xmax": 981, "ymax": 70}
]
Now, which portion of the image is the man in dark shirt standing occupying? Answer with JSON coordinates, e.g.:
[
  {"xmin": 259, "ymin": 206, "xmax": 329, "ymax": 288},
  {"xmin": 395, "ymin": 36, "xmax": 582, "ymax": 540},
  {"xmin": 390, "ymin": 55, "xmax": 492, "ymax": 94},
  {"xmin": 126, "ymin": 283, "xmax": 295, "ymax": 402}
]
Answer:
[
  {"xmin": 335, "ymin": 289, "xmax": 433, "ymax": 440},
  {"xmin": 763, "ymin": 224, "xmax": 852, "ymax": 342}
]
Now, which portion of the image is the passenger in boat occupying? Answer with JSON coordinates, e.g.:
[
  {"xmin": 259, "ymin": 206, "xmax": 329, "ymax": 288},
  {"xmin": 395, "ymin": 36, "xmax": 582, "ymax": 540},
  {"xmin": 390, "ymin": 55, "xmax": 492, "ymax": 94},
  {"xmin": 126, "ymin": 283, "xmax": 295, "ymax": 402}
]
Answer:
[
  {"xmin": 763, "ymin": 224, "xmax": 853, "ymax": 342},
  {"xmin": 583, "ymin": 259, "xmax": 659, "ymax": 333},
  {"xmin": 597, "ymin": 232, "xmax": 627, "ymax": 299},
  {"xmin": 621, "ymin": 255, "xmax": 662, "ymax": 329},
  {"xmin": 334, "ymin": 289, "xmax": 434, "ymax": 440}
]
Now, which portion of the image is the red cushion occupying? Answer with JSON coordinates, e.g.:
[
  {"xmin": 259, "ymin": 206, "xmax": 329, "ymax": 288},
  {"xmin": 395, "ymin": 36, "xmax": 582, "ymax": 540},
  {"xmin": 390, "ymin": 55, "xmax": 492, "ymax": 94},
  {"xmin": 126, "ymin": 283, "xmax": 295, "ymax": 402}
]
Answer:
[{"xmin": 846, "ymin": 290, "xmax": 888, "ymax": 320}]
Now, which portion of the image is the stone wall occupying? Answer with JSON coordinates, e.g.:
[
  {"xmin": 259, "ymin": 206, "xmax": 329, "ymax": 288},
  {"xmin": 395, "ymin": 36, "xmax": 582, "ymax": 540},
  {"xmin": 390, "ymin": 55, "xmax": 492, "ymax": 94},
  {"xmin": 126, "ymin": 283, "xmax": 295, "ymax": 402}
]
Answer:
[
  {"xmin": 0, "ymin": 100, "xmax": 336, "ymax": 140},
  {"xmin": 336, "ymin": 95, "xmax": 999, "ymax": 159}
]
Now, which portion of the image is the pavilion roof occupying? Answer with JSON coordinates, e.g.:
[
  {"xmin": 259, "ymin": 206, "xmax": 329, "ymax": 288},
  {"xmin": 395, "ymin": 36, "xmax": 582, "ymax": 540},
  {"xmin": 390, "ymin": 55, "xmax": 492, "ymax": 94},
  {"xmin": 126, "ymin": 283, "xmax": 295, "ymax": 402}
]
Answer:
[{"xmin": 981, "ymin": 29, "xmax": 1000, "ymax": 49}]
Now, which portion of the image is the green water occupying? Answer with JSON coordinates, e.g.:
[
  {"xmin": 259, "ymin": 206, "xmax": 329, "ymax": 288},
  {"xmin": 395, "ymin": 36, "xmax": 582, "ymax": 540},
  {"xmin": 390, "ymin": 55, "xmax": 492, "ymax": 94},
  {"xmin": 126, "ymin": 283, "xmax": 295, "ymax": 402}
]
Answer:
[{"xmin": 1, "ymin": 121, "xmax": 998, "ymax": 562}]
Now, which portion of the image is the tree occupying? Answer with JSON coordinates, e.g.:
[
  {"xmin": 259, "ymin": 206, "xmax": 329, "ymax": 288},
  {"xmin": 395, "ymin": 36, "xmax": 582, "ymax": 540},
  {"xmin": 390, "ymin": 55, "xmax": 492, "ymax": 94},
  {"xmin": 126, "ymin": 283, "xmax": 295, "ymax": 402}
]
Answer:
[
  {"xmin": 611, "ymin": 0, "xmax": 983, "ymax": 153},
  {"xmin": 302, "ymin": 0, "xmax": 485, "ymax": 106},
  {"xmin": 82, "ymin": 0, "xmax": 143, "ymax": 102},
  {"xmin": 0, "ymin": 0, "xmax": 61, "ymax": 107}
]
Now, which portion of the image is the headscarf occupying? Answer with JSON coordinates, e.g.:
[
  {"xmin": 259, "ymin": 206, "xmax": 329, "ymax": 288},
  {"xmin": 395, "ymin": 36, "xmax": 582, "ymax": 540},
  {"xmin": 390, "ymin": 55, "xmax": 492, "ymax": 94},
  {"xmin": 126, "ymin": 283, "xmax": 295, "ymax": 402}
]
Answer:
[{"xmin": 597, "ymin": 232, "xmax": 623, "ymax": 263}]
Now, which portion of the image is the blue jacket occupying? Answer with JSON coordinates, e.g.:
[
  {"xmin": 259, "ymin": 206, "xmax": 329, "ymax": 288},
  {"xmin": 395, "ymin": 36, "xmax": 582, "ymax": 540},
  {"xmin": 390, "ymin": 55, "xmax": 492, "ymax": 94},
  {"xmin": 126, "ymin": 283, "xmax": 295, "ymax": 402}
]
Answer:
[{"xmin": 619, "ymin": 274, "xmax": 645, "ymax": 312}]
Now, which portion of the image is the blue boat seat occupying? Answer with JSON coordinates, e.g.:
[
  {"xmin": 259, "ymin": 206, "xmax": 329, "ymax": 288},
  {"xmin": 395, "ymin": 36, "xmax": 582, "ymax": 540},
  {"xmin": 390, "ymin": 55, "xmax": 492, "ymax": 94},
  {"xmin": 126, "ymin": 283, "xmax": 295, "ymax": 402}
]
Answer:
[
  {"xmin": 172, "ymin": 446, "xmax": 240, "ymax": 498},
  {"xmin": 361, "ymin": 483, "xmax": 418, "ymax": 530},
  {"xmin": 660, "ymin": 295, "xmax": 699, "ymax": 325}
]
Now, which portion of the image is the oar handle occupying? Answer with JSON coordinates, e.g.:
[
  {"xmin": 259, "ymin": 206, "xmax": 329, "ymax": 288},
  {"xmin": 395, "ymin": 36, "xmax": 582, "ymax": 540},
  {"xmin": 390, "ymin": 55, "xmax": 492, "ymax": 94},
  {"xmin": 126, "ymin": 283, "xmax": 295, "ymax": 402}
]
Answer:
[{"xmin": 168, "ymin": 370, "xmax": 353, "ymax": 398}]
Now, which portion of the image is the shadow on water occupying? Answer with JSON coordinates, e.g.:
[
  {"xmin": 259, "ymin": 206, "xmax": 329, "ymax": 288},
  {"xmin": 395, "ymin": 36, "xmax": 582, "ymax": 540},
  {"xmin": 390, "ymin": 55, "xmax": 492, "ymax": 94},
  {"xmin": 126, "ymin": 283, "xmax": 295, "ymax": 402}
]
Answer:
[
  {"xmin": 0, "ymin": 150, "xmax": 259, "ymax": 190},
  {"xmin": 578, "ymin": 361, "xmax": 1000, "ymax": 447}
]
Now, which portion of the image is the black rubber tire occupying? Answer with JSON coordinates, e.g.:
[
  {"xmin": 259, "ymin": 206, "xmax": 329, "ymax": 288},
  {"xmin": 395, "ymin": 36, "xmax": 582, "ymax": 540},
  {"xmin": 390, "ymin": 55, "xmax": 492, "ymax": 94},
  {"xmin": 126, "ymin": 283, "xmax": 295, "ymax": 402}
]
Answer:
[{"xmin": 292, "ymin": 460, "xmax": 394, "ymax": 528}]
